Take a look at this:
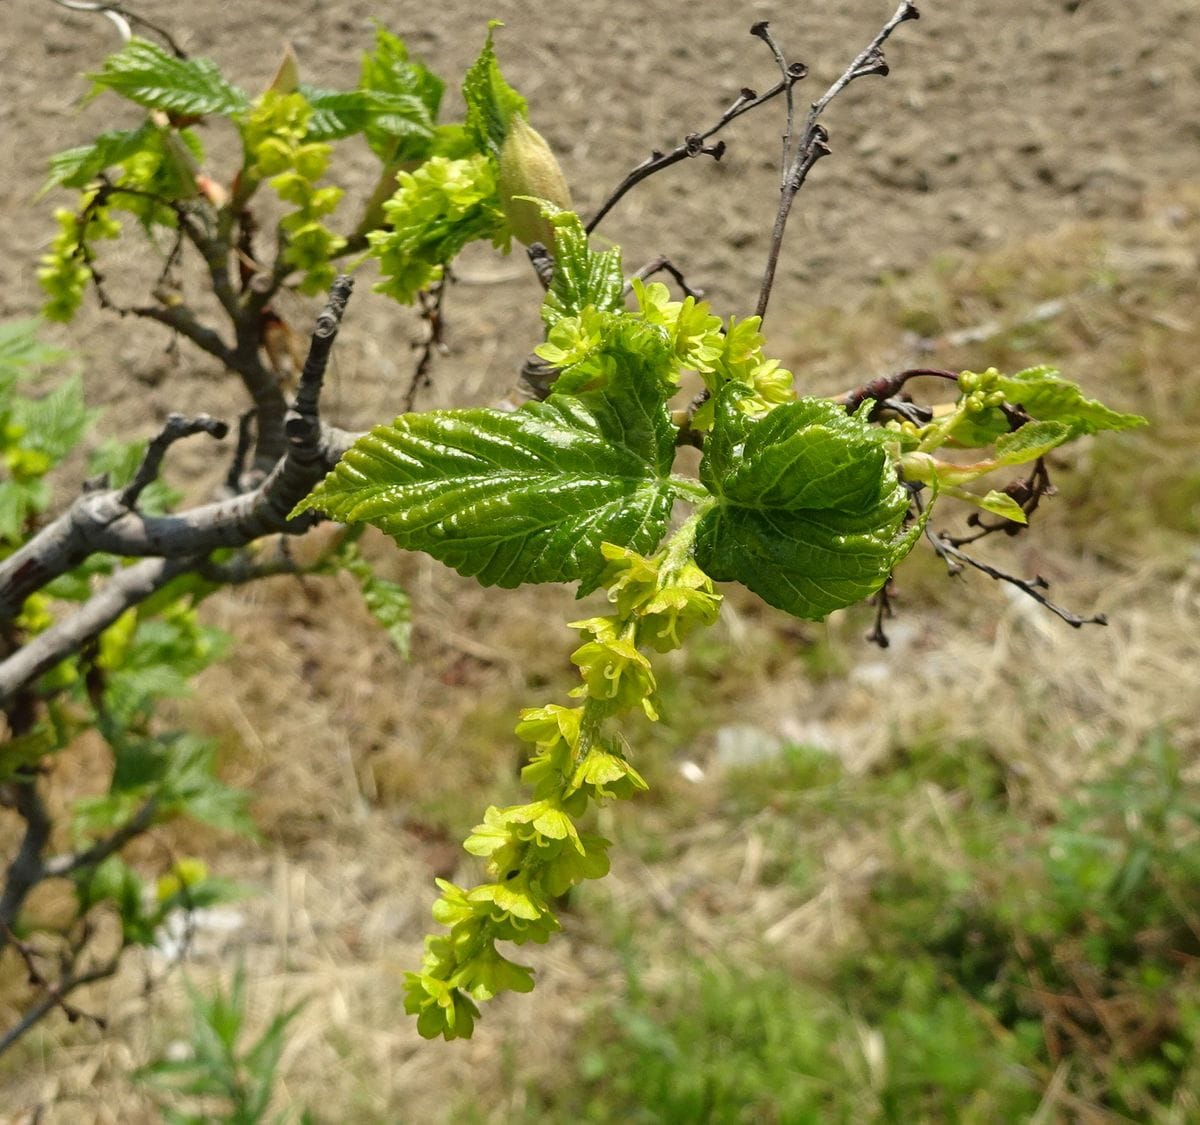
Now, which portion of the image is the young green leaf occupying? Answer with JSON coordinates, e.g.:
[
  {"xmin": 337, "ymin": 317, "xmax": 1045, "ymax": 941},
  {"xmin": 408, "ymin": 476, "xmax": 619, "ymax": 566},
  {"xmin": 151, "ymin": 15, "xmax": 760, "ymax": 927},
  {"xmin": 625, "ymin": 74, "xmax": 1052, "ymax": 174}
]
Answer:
[
  {"xmin": 993, "ymin": 420, "xmax": 1072, "ymax": 466},
  {"xmin": 695, "ymin": 387, "xmax": 918, "ymax": 620},
  {"xmin": 88, "ymin": 38, "xmax": 248, "ymax": 116},
  {"xmin": 297, "ymin": 86, "xmax": 436, "ymax": 144},
  {"xmin": 540, "ymin": 207, "xmax": 624, "ymax": 327},
  {"xmin": 45, "ymin": 124, "xmax": 156, "ymax": 191},
  {"xmin": 295, "ymin": 388, "xmax": 677, "ymax": 592},
  {"xmin": 462, "ymin": 23, "xmax": 527, "ymax": 158},
  {"xmin": 995, "ymin": 366, "xmax": 1147, "ymax": 437},
  {"xmin": 358, "ymin": 26, "xmax": 445, "ymax": 160}
]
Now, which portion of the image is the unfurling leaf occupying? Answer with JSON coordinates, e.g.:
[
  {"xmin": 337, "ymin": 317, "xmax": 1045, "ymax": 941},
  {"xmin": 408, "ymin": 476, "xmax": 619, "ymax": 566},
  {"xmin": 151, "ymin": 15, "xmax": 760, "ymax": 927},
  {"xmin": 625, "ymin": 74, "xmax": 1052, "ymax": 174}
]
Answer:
[{"xmin": 461, "ymin": 22, "xmax": 527, "ymax": 158}]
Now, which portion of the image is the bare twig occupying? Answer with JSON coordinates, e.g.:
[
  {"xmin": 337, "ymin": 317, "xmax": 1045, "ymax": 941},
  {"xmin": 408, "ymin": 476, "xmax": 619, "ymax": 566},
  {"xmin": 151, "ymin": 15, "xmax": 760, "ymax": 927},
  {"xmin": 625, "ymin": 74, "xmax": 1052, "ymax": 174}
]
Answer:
[
  {"xmin": 42, "ymin": 797, "xmax": 160, "ymax": 879},
  {"xmin": 0, "ymin": 556, "xmax": 197, "ymax": 704},
  {"xmin": 587, "ymin": 65, "xmax": 808, "ymax": 234},
  {"xmin": 224, "ymin": 409, "xmax": 257, "ymax": 494},
  {"xmin": 402, "ymin": 280, "xmax": 448, "ymax": 414},
  {"xmin": 916, "ymin": 489, "xmax": 1107, "ymax": 629},
  {"xmin": 867, "ymin": 579, "xmax": 896, "ymax": 648},
  {"xmin": 120, "ymin": 414, "xmax": 228, "ymax": 508},
  {"xmin": 0, "ymin": 945, "xmax": 118, "ymax": 1059},
  {"xmin": 749, "ymin": 22, "xmax": 797, "ymax": 187},
  {"xmin": 627, "ymin": 256, "xmax": 705, "ymax": 301},
  {"xmin": 293, "ymin": 275, "xmax": 354, "ymax": 421},
  {"xmin": 755, "ymin": 2, "xmax": 920, "ymax": 320},
  {"xmin": 0, "ymin": 783, "xmax": 52, "ymax": 955},
  {"xmin": 836, "ymin": 367, "xmax": 959, "ymax": 414}
]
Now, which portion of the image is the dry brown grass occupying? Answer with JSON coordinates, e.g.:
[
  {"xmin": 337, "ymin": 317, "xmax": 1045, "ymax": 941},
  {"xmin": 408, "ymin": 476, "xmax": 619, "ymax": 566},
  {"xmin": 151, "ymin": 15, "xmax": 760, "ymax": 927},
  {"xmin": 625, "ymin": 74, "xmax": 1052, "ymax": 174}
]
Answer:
[{"xmin": 3, "ymin": 183, "xmax": 1198, "ymax": 1123}]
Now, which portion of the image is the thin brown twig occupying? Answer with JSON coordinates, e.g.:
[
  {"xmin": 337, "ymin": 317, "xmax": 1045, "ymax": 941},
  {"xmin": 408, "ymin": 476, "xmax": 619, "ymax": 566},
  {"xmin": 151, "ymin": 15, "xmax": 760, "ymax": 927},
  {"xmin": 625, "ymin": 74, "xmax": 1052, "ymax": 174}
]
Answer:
[
  {"xmin": 915, "ymin": 489, "xmax": 1108, "ymax": 629},
  {"xmin": 749, "ymin": 22, "xmax": 797, "ymax": 188},
  {"xmin": 755, "ymin": 2, "xmax": 920, "ymax": 321},
  {"xmin": 403, "ymin": 280, "xmax": 448, "ymax": 414},
  {"xmin": 586, "ymin": 65, "xmax": 808, "ymax": 234}
]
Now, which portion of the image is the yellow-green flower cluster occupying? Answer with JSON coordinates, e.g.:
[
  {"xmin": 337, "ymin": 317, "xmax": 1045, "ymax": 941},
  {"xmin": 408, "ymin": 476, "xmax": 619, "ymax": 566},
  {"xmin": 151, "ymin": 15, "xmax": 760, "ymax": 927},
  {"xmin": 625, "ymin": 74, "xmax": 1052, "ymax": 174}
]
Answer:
[
  {"xmin": 630, "ymin": 280, "xmax": 794, "ymax": 427},
  {"xmin": 38, "ymin": 191, "xmax": 121, "ymax": 322},
  {"xmin": 403, "ymin": 539, "xmax": 721, "ymax": 1041},
  {"xmin": 367, "ymin": 154, "xmax": 509, "ymax": 304},
  {"xmin": 241, "ymin": 92, "xmax": 346, "ymax": 295}
]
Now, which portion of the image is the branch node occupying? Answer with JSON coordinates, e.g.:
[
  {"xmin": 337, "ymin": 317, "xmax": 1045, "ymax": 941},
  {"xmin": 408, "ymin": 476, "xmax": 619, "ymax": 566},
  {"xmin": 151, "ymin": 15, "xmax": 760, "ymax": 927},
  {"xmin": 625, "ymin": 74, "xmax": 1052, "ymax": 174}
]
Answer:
[{"xmin": 120, "ymin": 413, "xmax": 228, "ymax": 509}]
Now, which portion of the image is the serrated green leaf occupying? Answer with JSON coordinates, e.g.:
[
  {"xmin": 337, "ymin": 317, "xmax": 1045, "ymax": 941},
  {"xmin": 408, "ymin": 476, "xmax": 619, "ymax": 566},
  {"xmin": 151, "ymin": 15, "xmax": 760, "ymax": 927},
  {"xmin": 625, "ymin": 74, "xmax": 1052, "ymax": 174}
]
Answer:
[
  {"xmin": 695, "ymin": 387, "xmax": 917, "ymax": 620},
  {"xmin": 0, "ymin": 319, "xmax": 69, "ymax": 379},
  {"xmin": 996, "ymin": 366, "xmax": 1147, "ymax": 437},
  {"xmin": 89, "ymin": 38, "xmax": 248, "ymax": 116},
  {"xmin": 360, "ymin": 26, "xmax": 445, "ymax": 160},
  {"xmin": 462, "ymin": 23, "xmax": 526, "ymax": 158},
  {"xmin": 296, "ymin": 383, "xmax": 676, "ymax": 593},
  {"xmin": 540, "ymin": 207, "xmax": 625, "ymax": 328},
  {"xmin": 0, "ymin": 480, "xmax": 49, "ymax": 544},
  {"xmin": 44, "ymin": 124, "xmax": 155, "ymax": 191},
  {"xmin": 298, "ymin": 86, "xmax": 436, "ymax": 145},
  {"xmin": 993, "ymin": 419, "xmax": 1072, "ymax": 466}
]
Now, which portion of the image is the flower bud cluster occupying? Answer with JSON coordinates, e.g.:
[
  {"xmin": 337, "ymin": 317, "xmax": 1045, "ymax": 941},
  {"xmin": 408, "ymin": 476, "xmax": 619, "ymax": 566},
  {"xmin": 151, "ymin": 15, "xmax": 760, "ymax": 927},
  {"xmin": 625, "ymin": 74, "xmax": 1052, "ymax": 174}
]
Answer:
[
  {"xmin": 38, "ymin": 192, "xmax": 121, "ymax": 322},
  {"xmin": 404, "ymin": 540, "xmax": 721, "ymax": 1040},
  {"xmin": 630, "ymin": 281, "xmax": 794, "ymax": 428},
  {"xmin": 242, "ymin": 92, "xmax": 346, "ymax": 295}
]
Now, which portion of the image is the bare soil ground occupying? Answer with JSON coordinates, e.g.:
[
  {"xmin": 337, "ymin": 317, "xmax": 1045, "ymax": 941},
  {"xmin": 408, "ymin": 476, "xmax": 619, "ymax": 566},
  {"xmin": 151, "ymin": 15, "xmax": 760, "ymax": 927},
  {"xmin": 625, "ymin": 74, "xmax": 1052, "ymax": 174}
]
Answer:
[{"xmin": 1, "ymin": 0, "xmax": 1198, "ymax": 1120}]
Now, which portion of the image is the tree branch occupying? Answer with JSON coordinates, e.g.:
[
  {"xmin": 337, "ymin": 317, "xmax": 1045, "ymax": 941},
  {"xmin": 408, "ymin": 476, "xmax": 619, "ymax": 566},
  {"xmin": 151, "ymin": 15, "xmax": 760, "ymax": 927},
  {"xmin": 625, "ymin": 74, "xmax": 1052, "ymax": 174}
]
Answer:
[
  {"xmin": 119, "ymin": 414, "xmax": 228, "ymax": 508},
  {"xmin": 42, "ymin": 796, "xmax": 159, "ymax": 879},
  {"xmin": 0, "ymin": 781, "xmax": 53, "ymax": 955},
  {"xmin": 755, "ymin": 2, "xmax": 920, "ymax": 320},
  {"xmin": 0, "ymin": 950, "xmax": 119, "ymax": 1059},
  {"xmin": 586, "ymin": 58, "xmax": 808, "ymax": 233}
]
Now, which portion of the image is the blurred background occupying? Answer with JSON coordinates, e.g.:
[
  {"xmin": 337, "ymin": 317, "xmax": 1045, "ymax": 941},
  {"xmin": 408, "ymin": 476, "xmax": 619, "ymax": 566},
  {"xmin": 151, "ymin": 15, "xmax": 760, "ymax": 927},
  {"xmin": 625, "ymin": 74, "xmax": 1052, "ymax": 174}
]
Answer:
[{"xmin": 1, "ymin": 0, "xmax": 1197, "ymax": 1119}]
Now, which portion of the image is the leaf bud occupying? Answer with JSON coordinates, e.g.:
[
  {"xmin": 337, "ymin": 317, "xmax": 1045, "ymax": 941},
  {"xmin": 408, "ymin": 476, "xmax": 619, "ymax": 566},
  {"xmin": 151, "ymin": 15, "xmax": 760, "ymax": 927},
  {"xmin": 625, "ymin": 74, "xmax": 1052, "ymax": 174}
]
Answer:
[{"xmin": 497, "ymin": 114, "xmax": 572, "ymax": 247}]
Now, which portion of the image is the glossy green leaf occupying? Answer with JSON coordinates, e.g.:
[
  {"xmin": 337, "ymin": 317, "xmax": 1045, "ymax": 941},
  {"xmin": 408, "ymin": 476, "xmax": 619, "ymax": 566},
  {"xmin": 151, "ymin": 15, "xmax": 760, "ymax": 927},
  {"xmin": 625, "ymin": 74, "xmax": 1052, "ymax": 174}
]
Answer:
[
  {"xmin": 695, "ymin": 387, "xmax": 918, "ymax": 620},
  {"xmin": 462, "ymin": 23, "xmax": 526, "ymax": 158},
  {"xmin": 296, "ymin": 385, "xmax": 676, "ymax": 593},
  {"xmin": 540, "ymin": 207, "xmax": 625, "ymax": 328},
  {"xmin": 88, "ymin": 38, "xmax": 248, "ymax": 116}
]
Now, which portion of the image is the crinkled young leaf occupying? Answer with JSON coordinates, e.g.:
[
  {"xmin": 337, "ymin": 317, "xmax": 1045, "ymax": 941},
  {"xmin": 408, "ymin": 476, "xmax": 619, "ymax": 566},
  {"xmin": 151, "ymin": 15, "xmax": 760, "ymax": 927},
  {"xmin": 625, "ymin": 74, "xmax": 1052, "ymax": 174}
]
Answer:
[
  {"xmin": 993, "ymin": 419, "xmax": 1072, "ymax": 465},
  {"xmin": 539, "ymin": 206, "xmax": 625, "ymax": 328},
  {"xmin": 295, "ymin": 385, "xmax": 676, "ymax": 592},
  {"xmin": 996, "ymin": 366, "xmax": 1146, "ymax": 437},
  {"xmin": 462, "ymin": 22, "xmax": 526, "ymax": 158},
  {"xmin": 359, "ymin": 26, "xmax": 446, "ymax": 160},
  {"xmin": 88, "ymin": 38, "xmax": 248, "ymax": 116},
  {"xmin": 695, "ymin": 386, "xmax": 918, "ymax": 621}
]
